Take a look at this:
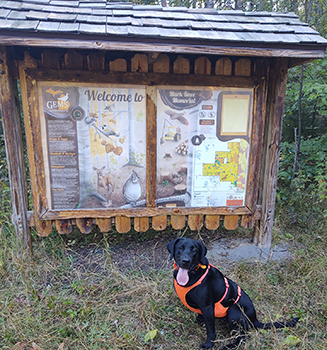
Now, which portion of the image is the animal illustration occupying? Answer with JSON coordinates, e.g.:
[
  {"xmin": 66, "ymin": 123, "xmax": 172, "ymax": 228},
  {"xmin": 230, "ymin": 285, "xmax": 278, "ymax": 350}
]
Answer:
[
  {"xmin": 167, "ymin": 238, "xmax": 299, "ymax": 349},
  {"xmin": 84, "ymin": 113, "xmax": 98, "ymax": 125},
  {"xmin": 165, "ymin": 109, "xmax": 189, "ymax": 126},
  {"xmin": 58, "ymin": 93, "xmax": 69, "ymax": 102},
  {"xmin": 123, "ymin": 170, "xmax": 141, "ymax": 206},
  {"xmin": 100, "ymin": 124, "xmax": 119, "ymax": 137},
  {"xmin": 93, "ymin": 166, "xmax": 114, "ymax": 199}
]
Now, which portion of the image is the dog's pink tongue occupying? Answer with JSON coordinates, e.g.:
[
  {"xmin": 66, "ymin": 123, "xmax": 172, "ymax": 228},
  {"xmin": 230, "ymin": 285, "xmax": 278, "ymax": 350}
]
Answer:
[{"xmin": 176, "ymin": 268, "xmax": 189, "ymax": 286}]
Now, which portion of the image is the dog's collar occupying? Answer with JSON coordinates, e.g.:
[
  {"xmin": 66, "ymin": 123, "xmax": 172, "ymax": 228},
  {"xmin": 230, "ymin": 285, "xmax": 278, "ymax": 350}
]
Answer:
[{"xmin": 174, "ymin": 262, "xmax": 207, "ymax": 271}]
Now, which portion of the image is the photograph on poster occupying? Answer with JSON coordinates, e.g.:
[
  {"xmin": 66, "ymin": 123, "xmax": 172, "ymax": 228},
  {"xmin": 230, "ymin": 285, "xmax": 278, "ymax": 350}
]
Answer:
[
  {"xmin": 156, "ymin": 86, "xmax": 253, "ymax": 208},
  {"xmin": 38, "ymin": 82, "xmax": 147, "ymax": 210}
]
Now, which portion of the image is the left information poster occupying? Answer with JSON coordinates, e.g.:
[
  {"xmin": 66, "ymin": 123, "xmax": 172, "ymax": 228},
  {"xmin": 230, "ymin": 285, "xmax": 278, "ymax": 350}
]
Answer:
[{"xmin": 38, "ymin": 82, "xmax": 147, "ymax": 210}]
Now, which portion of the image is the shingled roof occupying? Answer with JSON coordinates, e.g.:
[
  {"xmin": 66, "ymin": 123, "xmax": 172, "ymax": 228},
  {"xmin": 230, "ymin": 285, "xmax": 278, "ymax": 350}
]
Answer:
[{"xmin": 0, "ymin": 0, "xmax": 326, "ymax": 59}]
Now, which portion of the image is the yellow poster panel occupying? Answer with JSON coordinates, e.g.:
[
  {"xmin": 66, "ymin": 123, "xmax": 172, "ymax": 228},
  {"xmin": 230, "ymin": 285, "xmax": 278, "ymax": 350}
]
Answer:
[{"xmin": 221, "ymin": 94, "xmax": 250, "ymax": 136}]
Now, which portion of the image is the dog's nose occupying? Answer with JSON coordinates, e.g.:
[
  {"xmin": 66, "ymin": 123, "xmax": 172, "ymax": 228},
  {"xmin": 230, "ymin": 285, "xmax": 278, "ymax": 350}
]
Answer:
[{"xmin": 182, "ymin": 258, "xmax": 191, "ymax": 265}]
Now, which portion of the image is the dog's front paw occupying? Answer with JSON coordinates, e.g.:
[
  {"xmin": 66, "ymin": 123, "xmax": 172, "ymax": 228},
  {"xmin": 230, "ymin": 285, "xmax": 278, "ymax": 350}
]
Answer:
[{"xmin": 201, "ymin": 340, "xmax": 214, "ymax": 349}]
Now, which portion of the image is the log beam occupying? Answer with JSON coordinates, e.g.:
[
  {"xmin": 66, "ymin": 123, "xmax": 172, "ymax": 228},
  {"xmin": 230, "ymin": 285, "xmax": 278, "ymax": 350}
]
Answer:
[
  {"xmin": 253, "ymin": 58, "xmax": 289, "ymax": 249},
  {"xmin": 0, "ymin": 46, "xmax": 31, "ymax": 253}
]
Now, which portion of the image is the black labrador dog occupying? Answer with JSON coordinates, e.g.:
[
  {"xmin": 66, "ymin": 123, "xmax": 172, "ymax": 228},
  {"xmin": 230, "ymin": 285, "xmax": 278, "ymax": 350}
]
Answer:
[{"xmin": 167, "ymin": 237, "xmax": 299, "ymax": 349}]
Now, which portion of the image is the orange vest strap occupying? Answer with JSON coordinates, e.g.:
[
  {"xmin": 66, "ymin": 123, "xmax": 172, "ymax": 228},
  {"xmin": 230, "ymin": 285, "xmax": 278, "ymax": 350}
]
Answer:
[
  {"xmin": 234, "ymin": 285, "xmax": 242, "ymax": 304},
  {"xmin": 173, "ymin": 263, "xmax": 242, "ymax": 318},
  {"xmin": 174, "ymin": 264, "xmax": 229, "ymax": 318}
]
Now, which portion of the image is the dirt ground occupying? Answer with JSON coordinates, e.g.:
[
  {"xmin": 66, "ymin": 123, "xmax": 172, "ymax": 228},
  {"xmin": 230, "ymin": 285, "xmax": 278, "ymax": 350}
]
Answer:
[
  {"xmin": 64, "ymin": 229, "xmax": 249, "ymax": 276},
  {"xmin": 64, "ymin": 228, "xmax": 294, "ymax": 279}
]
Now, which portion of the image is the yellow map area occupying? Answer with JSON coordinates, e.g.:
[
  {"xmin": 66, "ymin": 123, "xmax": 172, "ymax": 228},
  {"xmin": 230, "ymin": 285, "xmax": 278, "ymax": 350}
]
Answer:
[{"xmin": 203, "ymin": 140, "xmax": 248, "ymax": 190}]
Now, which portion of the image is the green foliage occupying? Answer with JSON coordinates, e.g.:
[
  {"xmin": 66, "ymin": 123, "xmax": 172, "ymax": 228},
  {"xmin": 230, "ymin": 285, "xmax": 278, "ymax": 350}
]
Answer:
[
  {"xmin": 277, "ymin": 135, "xmax": 327, "ymax": 226},
  {"xmin": 283, "ymin": 58, "xmax": 327, "ymax": 142}
]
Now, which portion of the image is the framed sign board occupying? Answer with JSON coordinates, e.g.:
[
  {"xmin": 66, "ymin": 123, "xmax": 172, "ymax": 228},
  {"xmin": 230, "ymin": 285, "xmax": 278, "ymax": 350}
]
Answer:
[
  {"xmin": 156, "ymin": 87, "xmax": 253, "ymax": 208},
  {"xmin": 39, "ymin": 82, "xmax": 147, "ymax": 211},
  {"xmin": 21, "ymin": 67, "xmax": 263, "ymax": 222}
]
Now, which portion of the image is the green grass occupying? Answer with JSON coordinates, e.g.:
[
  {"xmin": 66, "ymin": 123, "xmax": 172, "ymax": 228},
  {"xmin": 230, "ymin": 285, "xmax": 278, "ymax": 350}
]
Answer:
[{"xmin": 0, "ymin": 186, "xmax": 327, "ymax": 349}]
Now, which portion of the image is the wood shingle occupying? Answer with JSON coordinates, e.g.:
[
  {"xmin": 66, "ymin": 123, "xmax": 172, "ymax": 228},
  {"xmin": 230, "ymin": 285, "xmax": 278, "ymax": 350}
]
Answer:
[{"xmin": 0, "ymin": 0, "xmax": 325, "ymax": 60}]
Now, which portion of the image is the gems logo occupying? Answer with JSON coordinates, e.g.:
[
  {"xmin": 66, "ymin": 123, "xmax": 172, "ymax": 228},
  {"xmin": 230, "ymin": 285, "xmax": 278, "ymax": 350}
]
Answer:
[{"xmin": 46, "ymin": 88, "xmax": 71, "ymax": 111}]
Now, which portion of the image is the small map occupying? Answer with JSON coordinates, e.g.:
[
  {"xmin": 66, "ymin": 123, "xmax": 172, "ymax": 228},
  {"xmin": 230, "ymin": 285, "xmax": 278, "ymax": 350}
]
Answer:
[
  {"xmin": 191, "ymin": 138, "xmax": 249, "ymax": 207},
  {"xmin": 203, "ymin": 140, "xmax": 248, "ymax": 191}
]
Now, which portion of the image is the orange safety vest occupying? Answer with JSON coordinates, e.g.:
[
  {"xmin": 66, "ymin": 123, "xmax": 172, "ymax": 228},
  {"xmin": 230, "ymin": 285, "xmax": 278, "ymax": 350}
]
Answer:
[{"xmin": 174, "ymin": 263, "xmax": 241, "ymax": 318}]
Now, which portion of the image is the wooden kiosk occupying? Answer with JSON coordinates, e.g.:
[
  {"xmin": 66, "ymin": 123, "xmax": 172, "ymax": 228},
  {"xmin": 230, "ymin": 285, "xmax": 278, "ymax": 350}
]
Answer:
[{"xmin": 0, "ymin": 0, "xmax": 326, "ymax": 252}]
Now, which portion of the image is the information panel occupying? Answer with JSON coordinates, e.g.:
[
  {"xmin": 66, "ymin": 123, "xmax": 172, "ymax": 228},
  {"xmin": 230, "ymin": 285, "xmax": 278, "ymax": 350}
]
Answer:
[
  {"xmin": 39, "ymin": 82, "xmax": 147, "ymax": 210},
  {"xmin": 156, "ymin": 87, "xmax": 253, "ymax": 208}
]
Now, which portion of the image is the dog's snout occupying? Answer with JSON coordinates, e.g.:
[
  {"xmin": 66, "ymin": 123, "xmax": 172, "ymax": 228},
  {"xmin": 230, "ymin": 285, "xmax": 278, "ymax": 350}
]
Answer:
[{"xmin": 181, "ymin": 257, "xmax": 191, "ymax": 265}]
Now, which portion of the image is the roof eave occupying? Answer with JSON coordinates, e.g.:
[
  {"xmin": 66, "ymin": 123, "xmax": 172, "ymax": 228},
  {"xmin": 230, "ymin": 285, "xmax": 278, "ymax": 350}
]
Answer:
[{"xmin": 0, "ymin": 31, "xmax": 325, "ymax": 63}]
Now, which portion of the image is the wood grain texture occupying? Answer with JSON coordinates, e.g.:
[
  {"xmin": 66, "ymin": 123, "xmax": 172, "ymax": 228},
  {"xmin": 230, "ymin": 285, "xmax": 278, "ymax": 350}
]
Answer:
[
  {"xmin": 55, "ymin": 219, "xmax": 72, "ymax": 234},
  {"xmin": 173, "ymin": 56, "xmax": 190, "ymax": 74},
  {"xmin": 41, "ymin": 205, "xmax": 251, "ymax": 221},
  {"xmin": 134, "ymin": 217, "xmax": 149, "ymax": 232},
  {"xmin": 171, "ymin": 215, "xmax": 185, "ymax": 230},
  {"xmin": 109, "ymin": 58, "xmax": 127, "ymax": 72},
  {"xmin": 0, "ymin": 37, "xmax": 324, "ymax": 60},
  {"xmin": 245, "ymin": 58, "xmax": 269, "ymax": 213},
  {"xmin": 19, "ymin": 52, "xmax": 52, "ymax": 237},
  {"xmin": 194, "ymin": 56, "xmax": 211, "ymax": 75},
  {"xmin": 146, "ymin": 86, "xmax": 157, "ymax": 208},
  {"xmin": 253, "ymin": 58, "xmax": 289, "ymax": 248},
  {"xmin": 241, "ymin": 215, "xmax": 254, "ymax": 229},
  {"xmin": 205, "ymin": 215, "xmax": 220, "ymax": 230},
  {"xmin": 76, "ymin": 218, "xmax": 93, "ymax": 234},
  {"xmin": 87, "ymin": 52, "xmax": 105, "ymax": 71},
  {"xmin": 35, "ymin": 220, "xmax": 53, "ymax": 237},
  {"xmin": 41, "ymin": 50, "xmax": 60, "ymax": 69},
  {"xmin": 131, "ymin": 53, "xmax": 148, "ymax": 73},
  {"xmin": 235, "ymin": 58, "xmax": 251, "ymax": 76},
  {"xmin": 152, "ymin": 215, "xmax": 167, "ymax": 231},
  {"xmin": 115, "ymin": 216, "xmax": 131, "ymax": 233},
  {"xmin": 64, "ymin": 50, "xmax": 83, "ymax": 70},
  {"xmin": 223, "ymin": 215, "xmax": 239, "ymax": 230},
  {"xmin": 95, "ymin": 218, "xmax": 112, "ymax": 232},
  {"xmin": 153, "ymin": 54, "xmax": 170, "ymax": 73},
  {"xmin": 188, "ymin": 214, "xmax": 203, "ymax": 231},
  {"xmin": 0, "ymin": 46, "xmax": 31, "ymax": 250},
  {"xmin": 26, "ymin": 69, "xmax": 260, "ymax": 89},
  {"xmin": 215, "ymin": 57, "xmax": 232, "ymax": 75}
]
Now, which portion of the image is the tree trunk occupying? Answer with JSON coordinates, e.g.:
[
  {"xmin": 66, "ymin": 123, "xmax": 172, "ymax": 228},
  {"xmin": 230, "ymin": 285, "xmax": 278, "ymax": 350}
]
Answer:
[{"xmin": 292, "ymin": 65, "xmax": 304, "ymax": 180}]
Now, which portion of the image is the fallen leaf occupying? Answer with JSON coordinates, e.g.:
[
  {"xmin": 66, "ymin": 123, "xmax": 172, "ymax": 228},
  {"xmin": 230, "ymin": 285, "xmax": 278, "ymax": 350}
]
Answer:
[
  {"xmin": 282, "ymin": 335, "xmax": 301, "ymax": 346},
  {"xmin": 144, "ymin": 329, "xmax": 158, "ymax": 342}
]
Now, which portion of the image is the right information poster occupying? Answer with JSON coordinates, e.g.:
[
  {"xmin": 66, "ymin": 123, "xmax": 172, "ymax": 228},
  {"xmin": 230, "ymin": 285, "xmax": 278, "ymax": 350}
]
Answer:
[{"xmin": 156, "ymin": 86, "xmax": 253, "ymax": 208}]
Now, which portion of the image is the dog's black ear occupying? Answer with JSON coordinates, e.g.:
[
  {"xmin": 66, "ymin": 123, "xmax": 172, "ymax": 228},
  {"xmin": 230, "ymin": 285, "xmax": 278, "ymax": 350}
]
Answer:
[
  {"xmin": 198, "ymin": 241, "xmax": 207, "ymax": 265},
  {"xmin": 167, "ymin": 238, "xmax": 180, "ymax": 259}
]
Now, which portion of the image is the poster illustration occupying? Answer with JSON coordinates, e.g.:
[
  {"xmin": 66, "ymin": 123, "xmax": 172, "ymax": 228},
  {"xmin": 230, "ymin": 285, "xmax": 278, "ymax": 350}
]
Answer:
[
  {"xmin": 39, "ymin": 82, "xmax": 146, "ymax": 210},
  {"xmin": 157, "ymin": 86, "xmax": 253, "ymax": 208}
]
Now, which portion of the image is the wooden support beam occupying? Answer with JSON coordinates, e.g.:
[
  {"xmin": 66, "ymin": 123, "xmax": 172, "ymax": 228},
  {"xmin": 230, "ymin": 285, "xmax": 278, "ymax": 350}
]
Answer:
[
  {"xmin": 0, "ymin": 46, "xmax": 31, "ymax": 253},
  {"xmin": 253, "ymin": 58, "xmax": 289, "ymax": 249}
]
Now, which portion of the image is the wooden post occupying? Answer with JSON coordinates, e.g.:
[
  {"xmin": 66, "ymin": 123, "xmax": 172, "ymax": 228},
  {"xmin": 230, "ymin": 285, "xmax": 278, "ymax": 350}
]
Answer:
[
  {"xmin": 0, "ymin": 46, "xmax": 31, "ymax": 253},
  {"xmin": 253, "ymin": 58, "xmax": 289, "ymax": 248}
]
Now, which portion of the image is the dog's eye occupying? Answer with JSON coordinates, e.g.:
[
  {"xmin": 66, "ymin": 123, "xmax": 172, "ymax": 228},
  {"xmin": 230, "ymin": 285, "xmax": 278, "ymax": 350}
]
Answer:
[{"xmin": 191, "ymin": 246, "xmax": 198, "ymax": 252}]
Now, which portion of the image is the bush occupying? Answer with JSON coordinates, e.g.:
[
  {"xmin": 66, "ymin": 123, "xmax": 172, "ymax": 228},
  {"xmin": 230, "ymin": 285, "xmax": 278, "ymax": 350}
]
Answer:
[{"xmin": 277, "ymin": 134, "xmax": 327, "ymax": 227}]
